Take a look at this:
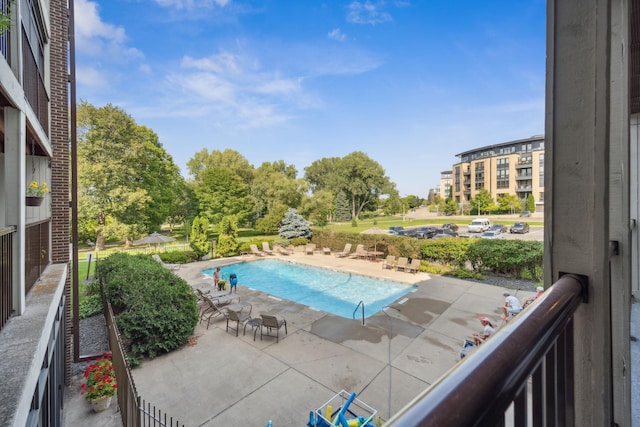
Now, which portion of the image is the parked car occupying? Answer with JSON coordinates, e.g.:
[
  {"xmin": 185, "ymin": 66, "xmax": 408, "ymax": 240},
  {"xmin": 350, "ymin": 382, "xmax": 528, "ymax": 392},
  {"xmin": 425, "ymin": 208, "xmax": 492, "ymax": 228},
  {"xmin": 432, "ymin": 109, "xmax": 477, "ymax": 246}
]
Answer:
[
  {"xmin": 414, "ymin": 226, "xmax": 437, "ymax": 239},
  {"xmin": 480, "ymin": 230, "xmax": 504, "ymax": 239},
  {"xmin": 441, "ymin": 223, "xmax": 459, "ymax": 231},
  {"xmin": 519, "ymin": 210, "xmax": 531, "ymax": 217},
  {"xmin": 510, "ymin": 222, "xmax": 530, "ymax": 234},
  {"xmin": 394, "ymin": 230, "xmax": 409, "ymax": 236},
  {"xmin": 491, "ymin": 224, "xmax": 508, "ymax": 233},
  {"xmin": 388, "ymin": 226, "xmax": 404, "ymax": 233},
  {"xmin": 432, "ymin": 233, "xmax": 455, "ymax": 240},
  {"xmin": 403, "ymin": 228, "xmax": 419, "ymax": 238},
  {"xmin": 468, "ymin": 218, "xmax": 492, "ymax": 233},
  {"xmin": 434, "ymin": 228, "xmax": 458, "ymax": 237}
]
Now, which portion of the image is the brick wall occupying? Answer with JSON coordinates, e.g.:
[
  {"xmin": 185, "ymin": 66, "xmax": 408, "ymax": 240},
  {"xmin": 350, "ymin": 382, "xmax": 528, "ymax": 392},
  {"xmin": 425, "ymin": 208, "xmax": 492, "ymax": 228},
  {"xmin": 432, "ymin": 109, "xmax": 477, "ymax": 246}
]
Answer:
[{"xmin": 47, "ymin": 0, "xmax": 71, "ymax": 383}]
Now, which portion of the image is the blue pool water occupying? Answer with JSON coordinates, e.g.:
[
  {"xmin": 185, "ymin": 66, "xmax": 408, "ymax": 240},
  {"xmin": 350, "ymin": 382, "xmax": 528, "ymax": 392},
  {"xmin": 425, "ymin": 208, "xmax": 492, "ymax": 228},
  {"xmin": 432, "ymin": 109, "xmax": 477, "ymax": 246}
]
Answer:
[{"xmin": 202, "ymin": 259, "xmax": 414, "ymax": 319}]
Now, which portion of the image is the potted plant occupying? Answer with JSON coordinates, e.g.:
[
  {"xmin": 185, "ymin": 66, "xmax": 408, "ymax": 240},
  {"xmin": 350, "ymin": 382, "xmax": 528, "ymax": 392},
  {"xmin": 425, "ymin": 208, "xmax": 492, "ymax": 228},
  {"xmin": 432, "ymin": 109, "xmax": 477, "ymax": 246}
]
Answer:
[
  {"xmin": 80, "ymin": 353, "xmax": 118, "ymax": 412},
  {"xmin": 26, "ymin": 180, "xmax": 48, "ymax": 206}
]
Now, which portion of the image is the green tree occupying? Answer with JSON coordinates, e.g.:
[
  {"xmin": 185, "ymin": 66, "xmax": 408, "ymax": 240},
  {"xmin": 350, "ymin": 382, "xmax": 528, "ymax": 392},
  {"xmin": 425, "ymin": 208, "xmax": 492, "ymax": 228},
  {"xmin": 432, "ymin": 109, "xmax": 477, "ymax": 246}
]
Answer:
[
  {"xmin": 278, "ymin": 208, "xmax": 312, "ymax": 239},
  {"xmin": 299, "ymin": 189, "xmax": 335, "ymax": 225},
  {"xmin": 471, "ymin": 189, "xmax": 495, "ymax": 215},
  {"xmin": 251, "ymin": 160, "xmax": 307, "ymax": 221},
  {"xmin": 187, "ymin": 148, "xmax": 255, "ymax": 185},
  {"xmin": 193, "ymin": 167, "xmax": 254, "ymax": 226},
  {"xmin": 498, "ymin": 193, "xmax": 521, "ymax": 214},
  {"xmin": 444, "ymin": 198, "xmax": 459, "ymax": 215},
  {"xmin": 189, "ymin": 216, "xmax": 211, "ymax": 259},
  {"xmin": 216, "ymin": 216, "xmax": 239, "ymax": 256},
  {"xmin": 527, "ymin": 194, "xmax": 536, "ymax": 212},
  {"xmin": 334, "ymin": 191, "xmax": 351, "ymax": 222},
  {"xmin": 77, "ymin": 102, "xmax": 185, "ymax": 249},
  {"xmin": 305, "ymin": 152, "xmax": 395, "ymax": 219}
]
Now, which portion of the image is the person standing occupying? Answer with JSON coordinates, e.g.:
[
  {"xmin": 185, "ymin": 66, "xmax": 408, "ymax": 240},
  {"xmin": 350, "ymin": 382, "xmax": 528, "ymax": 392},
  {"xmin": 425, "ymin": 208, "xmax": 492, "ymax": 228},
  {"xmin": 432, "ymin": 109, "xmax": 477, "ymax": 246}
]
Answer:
[
  {"xmin": 213, "ymin": 267, "xmax": 221, "ymax": 291},
  {"xmin": 501, "ymin": 292, "xmax": 523, "ymax": 320}
]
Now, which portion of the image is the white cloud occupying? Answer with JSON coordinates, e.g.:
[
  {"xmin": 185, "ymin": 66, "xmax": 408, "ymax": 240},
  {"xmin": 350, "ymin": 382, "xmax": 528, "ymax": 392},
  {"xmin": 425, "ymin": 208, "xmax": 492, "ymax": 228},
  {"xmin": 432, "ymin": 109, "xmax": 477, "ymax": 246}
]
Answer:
[
  {"xmin": 346, "ymin": 1, "xmax": 393, "ymax": 25},
  {"xmin": 74, "ymin": 0, "xmax": 142, "ymax": 61},
  {"xmin": 328, "ymin": 28, "xmax": 346, "ymax": 42},
  {"xmin": 75, "ymin": 65, "xmax": 109, "ymax": 88},
  {"xmin": 153, "ymin": 0, "xmax": 230, "ymax": 10}
]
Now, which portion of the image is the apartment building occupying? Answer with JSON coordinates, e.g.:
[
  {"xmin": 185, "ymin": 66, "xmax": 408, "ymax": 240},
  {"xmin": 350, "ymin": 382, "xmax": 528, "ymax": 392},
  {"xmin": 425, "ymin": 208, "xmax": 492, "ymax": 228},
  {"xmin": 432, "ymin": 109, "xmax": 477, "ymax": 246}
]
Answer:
[
  {"xmin": 437, "ymin": 170, "xmax": 452, "ymax": 199},
  {"xmin": 451, "ymin": 135, "xmax": 545, "ymax": 211},
  {"xmin": 0, "ymin": 0, "xmax": 72, "ymax": 425}
]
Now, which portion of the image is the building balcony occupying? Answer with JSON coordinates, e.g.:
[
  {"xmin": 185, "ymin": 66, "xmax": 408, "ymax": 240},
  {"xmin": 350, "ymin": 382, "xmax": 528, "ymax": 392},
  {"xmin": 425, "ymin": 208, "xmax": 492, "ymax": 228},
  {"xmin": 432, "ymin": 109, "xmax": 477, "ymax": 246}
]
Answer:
[
  {"xmin": 516, "ymin": 186, "xmax": 532, "ymax": 192},
  {"xmin": 516, "ymin": 174, "xmax": 533, "ymax": 180},
  {"xmin": 463, "ymin": 169, "xmax": 471, "ymax": 176}
]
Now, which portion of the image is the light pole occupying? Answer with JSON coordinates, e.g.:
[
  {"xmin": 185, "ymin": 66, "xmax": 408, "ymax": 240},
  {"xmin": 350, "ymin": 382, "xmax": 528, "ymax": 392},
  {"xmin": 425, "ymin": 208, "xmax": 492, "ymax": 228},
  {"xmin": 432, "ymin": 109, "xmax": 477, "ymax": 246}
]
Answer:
[{"xmin": 382, "ymin": 306, "xmax": 401, "ymax": 420}]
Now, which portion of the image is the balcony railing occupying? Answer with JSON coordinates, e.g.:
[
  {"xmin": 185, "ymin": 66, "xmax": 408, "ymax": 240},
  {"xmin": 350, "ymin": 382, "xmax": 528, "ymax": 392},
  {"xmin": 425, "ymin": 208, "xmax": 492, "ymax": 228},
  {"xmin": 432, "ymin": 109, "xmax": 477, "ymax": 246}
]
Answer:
[
  {"xmin": 21, "ymin": 29, "xmax": 49, "ymax": 136},
  {"xmin": 0, "ymin": 227, "xmax": 15, "ymax": 332},
  {"xmin": 25, "ymin": 220, "xmax": 50, "ymax": 294},
  {"xmin": 516, "ymin": 174, "xmax": 533, "ymax": 180},
  {"xmin": 387, "ymin": 274, "xmax": 586, "ymax": 426}
]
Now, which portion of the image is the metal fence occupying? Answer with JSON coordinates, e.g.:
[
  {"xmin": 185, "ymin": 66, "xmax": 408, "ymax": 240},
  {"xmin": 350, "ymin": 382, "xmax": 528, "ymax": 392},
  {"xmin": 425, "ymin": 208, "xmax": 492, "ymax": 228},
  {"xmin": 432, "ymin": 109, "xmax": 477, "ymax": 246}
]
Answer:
[
  {"xmin": 104, "ymin": 299, "xmax": 184, "ymax": 427},
  {"xmin": 0, "ymin": 227, "xmax": 15, "ymax": 332}
]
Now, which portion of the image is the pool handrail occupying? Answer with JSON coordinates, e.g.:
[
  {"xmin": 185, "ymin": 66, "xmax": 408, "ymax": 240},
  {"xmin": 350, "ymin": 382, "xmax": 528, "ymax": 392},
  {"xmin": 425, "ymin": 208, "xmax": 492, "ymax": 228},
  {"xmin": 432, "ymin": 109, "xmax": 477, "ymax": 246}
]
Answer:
[{"xmin": 353, "ymin": 300, "xmax": 365, "ymax": 325}]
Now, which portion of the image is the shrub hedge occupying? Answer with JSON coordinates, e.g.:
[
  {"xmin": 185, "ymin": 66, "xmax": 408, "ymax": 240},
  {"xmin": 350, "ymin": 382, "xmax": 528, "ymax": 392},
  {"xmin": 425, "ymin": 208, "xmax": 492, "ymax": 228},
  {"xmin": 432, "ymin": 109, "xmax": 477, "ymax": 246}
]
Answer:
[
  {"xmin": 311, "ymin": 230, "xmax": 543, "ymax": 281},
  {"xmin": 96, "ymin": 253, "xmax": 199, "ymax": 366}
]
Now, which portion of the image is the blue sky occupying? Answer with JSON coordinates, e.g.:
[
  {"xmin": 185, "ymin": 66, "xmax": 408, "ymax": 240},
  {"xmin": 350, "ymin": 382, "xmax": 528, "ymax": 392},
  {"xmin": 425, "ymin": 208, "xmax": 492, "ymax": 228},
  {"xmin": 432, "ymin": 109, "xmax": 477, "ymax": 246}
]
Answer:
[{"xmin": 75, "ymin": 0, "xmax": 546, "ymax": 197}]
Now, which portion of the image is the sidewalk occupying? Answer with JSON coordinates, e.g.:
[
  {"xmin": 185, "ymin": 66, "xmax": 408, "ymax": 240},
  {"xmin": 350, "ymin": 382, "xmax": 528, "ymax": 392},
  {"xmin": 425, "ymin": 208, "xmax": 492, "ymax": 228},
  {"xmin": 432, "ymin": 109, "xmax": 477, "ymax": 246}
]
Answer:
[{"xmin": 63, "ymin": 252, "xmax": 534, "ymax": 426}]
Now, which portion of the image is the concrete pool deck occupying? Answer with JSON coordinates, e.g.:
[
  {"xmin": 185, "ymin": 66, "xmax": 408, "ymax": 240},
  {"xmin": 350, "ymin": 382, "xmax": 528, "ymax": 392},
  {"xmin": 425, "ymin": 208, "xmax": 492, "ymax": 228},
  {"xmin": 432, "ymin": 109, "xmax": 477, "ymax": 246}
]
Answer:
[{"xmin": 66, "ymin": 250, "xmax": 536, "ymax": 426}]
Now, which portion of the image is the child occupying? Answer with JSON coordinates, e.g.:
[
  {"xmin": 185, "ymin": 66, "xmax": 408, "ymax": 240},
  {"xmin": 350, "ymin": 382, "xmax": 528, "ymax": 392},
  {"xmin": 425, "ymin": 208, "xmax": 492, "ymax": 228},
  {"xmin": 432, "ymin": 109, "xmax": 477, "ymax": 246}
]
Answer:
[
  {"xmin": 472, "ymin": 316, "xmax": 496, "ymax": 345},
  {"xmin": 214, "ymin": 267, "xmax": 222, "ymax": 291},
  {"xmin": 229, "ymin": 273, "xmax": 238, "ymax": 294}
]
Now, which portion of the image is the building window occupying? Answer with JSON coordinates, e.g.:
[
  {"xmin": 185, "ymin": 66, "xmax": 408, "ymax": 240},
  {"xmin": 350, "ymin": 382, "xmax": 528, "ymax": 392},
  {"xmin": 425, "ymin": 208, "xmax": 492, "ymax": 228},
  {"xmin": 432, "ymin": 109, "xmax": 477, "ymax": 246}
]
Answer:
[{"xmin": 539, "ymin": 192, "xmax": 545, "ymax": 202}]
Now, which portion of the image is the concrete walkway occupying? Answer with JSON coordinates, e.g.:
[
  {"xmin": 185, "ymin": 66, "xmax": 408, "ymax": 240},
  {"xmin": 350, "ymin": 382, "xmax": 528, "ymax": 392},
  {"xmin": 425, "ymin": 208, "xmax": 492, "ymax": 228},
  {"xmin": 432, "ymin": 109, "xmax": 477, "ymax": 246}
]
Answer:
[{"xmin": 63, "ymin": 251, "xmax": 535, "ymax": 426}]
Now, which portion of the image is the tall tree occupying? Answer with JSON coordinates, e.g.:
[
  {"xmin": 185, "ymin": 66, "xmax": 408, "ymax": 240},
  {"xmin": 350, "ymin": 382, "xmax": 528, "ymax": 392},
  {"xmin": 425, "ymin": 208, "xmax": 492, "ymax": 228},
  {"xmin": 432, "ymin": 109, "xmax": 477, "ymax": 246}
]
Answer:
[
  {"xmin": 77, "ymin": 101, "xmax": 184, "ymax": 248},
  {"xmin": 193, "ymin": 167, "xmax": 254, "ymax": 226},
  {"xmin": 251, "ymin": 160, "xmax": 307, "ymax": 220},
  {"xmin": 334, "ymin": 191, "xmax": 351, "ymax": 222},
  {"xmin": 305, "ymin": 152, "xmax": 395, "ymax": 219},
  {"xmin": 471, "ymin": 189, "xmax": 495, "ymax": 215},
  {"xmin": 498, "ymin": 193, "xmax": 521, "ymax": 214},
  {"xmin": 187, "ymin": 148, "xmax": 254, "ymax": 185}
]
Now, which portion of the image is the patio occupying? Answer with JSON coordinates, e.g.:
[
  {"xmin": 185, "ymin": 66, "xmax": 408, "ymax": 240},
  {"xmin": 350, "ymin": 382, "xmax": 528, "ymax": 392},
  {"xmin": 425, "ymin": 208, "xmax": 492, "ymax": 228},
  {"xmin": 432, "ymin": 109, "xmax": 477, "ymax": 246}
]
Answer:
[{"xmin": 121, "ymin": 252, "xmax": 535, "ymax": 426}]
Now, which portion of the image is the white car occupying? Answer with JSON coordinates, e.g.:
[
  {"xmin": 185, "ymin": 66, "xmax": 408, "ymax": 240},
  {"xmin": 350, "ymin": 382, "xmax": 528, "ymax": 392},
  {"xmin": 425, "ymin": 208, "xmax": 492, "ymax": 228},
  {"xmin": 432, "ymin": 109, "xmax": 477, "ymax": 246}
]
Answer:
[{"xmin": 480, "ymin": 231, "xmax": 503, "ymax": 239}]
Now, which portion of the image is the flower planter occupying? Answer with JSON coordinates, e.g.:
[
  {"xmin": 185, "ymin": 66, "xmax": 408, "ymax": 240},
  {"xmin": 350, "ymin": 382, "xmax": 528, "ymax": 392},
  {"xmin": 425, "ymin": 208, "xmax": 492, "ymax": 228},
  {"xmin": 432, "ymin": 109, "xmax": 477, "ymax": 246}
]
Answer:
[
  {"xmin": 90, "ymin": 395, "xmax": 112, "ymax": 413},
  {"xmin": 25, "ymin": 196, "xmax": 44, "ymax": 206}
]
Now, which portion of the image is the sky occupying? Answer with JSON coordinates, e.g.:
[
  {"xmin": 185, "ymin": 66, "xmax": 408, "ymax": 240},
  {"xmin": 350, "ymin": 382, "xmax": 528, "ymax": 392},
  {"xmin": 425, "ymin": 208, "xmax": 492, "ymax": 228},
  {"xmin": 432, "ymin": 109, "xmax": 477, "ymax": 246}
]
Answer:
[{"xmin": 75, "ymin": 0, "xmax": 546, "ymax": 197}]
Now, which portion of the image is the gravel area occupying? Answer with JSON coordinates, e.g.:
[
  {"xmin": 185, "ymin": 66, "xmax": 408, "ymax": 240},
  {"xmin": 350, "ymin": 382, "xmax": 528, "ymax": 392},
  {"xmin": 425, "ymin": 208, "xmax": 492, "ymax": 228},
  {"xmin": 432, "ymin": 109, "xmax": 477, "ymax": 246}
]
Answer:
[
  {"xmin": 71, "ymin": 314, "xmax": 110, "ymax": 377},
  {"xmin": 465, "ymin": 274, "xmax": 541, "ymax": 292}
]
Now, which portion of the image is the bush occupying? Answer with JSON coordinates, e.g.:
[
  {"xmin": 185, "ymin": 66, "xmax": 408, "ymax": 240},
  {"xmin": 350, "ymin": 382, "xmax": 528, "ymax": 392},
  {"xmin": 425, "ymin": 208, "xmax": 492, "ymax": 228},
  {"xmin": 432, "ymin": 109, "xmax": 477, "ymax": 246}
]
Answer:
[
  {"xmin": 79, "ymin": 294, "xmax": 103, "ymax": 319},
  {"xmin": 158, "ymin": 251, "xmax": 198, "ymax": 264},
  {"xmin": 96, "ymin": 253, "xmax": 199, "ymax": 364},
  {"xmin": 290, "ymin": 237, "xmax": 309, "ymax": 246}
]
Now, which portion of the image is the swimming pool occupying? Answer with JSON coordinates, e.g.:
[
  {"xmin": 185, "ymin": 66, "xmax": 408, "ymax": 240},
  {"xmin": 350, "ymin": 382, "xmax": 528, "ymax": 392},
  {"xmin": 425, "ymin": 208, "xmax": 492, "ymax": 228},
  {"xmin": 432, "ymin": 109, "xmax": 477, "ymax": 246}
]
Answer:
[{"xmin": 202, "ymin": 259, "xmax": 414, "ymax": 319}]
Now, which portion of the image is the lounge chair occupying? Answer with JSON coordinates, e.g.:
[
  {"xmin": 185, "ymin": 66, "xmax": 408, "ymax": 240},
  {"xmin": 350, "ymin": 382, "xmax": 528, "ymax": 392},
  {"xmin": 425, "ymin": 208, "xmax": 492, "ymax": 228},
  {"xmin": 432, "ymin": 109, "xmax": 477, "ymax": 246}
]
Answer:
[
  {"xmin": 334, "ymin": 243, "xmax": 352, "ymax": 258},
  {"xmin": 200, "ymin": 296, "xmax": 234, "ymax": 329},
  {"xmin": 396, "ymin": 257, "xmax": 409, "ymax": 272},
  {"xmin": 405, "ymin": 258, "xmax": 421, "ymax": 274},
  {"xmin": 274, "ymin": 244, "xmax": 290, "ymax": 255},
  {"xmin": 322, "ymin": 247, "xmax": 331, "ymax": 255},
  {"xmin": 382, "ymin": 255, "xmax": 395, "ymax": 270},
  {"xmin": 225, "ymin": 309, "xmax": 252, "ymax": 336},
  {"xmin": 305, "ymin": 243, "xmax": 316, "ymax": 255},
  {"xmin": 152, "ymin": 254, "xmax": 180, "ymax": 271},
  {"xmin": 260, "ymin": 314, "xmax": 288, "ymax": 343},
  {"xmin": 250, "ymin": 244, "xmax": 265, "ymax": 256},
  {"xmin": 350, "ymin": 244, "xmax": 367, "ymax": 259},
  {"xmin": 262, "ymin": 242, "xmax": 275, "ymax": 255}
]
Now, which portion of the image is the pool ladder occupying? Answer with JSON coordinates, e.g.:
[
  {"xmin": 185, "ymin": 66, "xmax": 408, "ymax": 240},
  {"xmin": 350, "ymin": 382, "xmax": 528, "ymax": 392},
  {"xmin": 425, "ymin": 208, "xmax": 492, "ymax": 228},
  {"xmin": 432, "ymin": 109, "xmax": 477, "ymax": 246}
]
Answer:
[{"xmin": 353, "ymin": 301, "xmax": 365, "ymax": 325}]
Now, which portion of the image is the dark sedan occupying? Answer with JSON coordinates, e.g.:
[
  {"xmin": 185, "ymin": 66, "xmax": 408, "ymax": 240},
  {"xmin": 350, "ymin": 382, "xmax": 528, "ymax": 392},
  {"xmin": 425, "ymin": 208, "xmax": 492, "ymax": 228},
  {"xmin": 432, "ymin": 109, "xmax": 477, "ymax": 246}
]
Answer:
[
  {"xmin": 491, "ymin": 224, "xmax": 508, "ymax": 233},
  {"xmin": 414, "ymin": 226, "xmax": 437, "ymax": 239},
  {"xmin": 510, "ymin": 222, "xmax": 530, "ymax": 234},
  {"xmin": 441, "ymin": 223, "xmax": 459, "ymax": 231}
]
